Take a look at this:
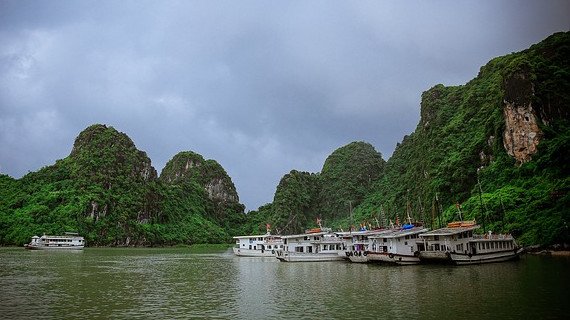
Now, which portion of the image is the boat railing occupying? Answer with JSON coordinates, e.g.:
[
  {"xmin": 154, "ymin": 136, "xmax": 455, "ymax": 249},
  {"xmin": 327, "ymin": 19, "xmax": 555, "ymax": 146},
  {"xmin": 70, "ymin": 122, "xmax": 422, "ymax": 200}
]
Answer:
[{"xmin": 472, "ymin": 233, "xmax": 513, "ymax": 240}]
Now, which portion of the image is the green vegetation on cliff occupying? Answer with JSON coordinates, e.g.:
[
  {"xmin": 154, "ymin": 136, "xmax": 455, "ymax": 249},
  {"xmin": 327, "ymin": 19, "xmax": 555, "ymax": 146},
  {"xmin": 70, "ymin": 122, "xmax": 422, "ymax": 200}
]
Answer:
[
  {"xmin": 353, "ymin": 32, "xmax": 570, "ymax": 245},
  {"xmin": 0, "ymin": 125, "xmax": 245, "ymax": 246},
  {"xmin": 244, "ymin": 141, "xmax": 386, "ymax": 235},
  {"xmin": 1, "ymin": 33, "xmax": 568, "ymax": 247}
]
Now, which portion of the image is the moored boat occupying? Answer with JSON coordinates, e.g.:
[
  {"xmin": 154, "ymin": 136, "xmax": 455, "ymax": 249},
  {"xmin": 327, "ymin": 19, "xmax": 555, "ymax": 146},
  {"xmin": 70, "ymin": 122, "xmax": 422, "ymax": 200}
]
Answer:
[
  {"xmin": 233, "ymin": 233, "xmax": 283, "ymax": 257},
  {"xmin": 24, "ymin": 233, "xmax": 85, "ymax": 250},
  {"xmin": 418, "ymin": 222, "xmax": 478, "ymax": 263},
  {"xmin": 338, "ymin": 229, "xmax": 393, "ymax": 263},
  {"xmin": 448, "ymin": 231, "xmax": 523, "ymax": 265},
  {"xmin": 276, "ymin": 228, "xmax": 345, "ymax": 262},
  {"xmin": 419, "ymin": 221, "xmax": 522, "ymax": 265},
  {"xmin": 366, "ymin": 224, "xmax": 429, "ymax": 265}
]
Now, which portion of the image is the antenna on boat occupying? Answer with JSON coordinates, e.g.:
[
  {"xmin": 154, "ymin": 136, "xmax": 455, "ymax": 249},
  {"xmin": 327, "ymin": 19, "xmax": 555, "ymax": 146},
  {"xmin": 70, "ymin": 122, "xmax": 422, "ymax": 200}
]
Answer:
[
  {"xmin": 380, "ymin": 205, "xmax": 387, "ymax": 228},
  {"xmin": 477, "ymin": 168, "xmax": 487, "ymax": 233},
  {"xmin": 455, "ymin": 202, "xmax": 463, "ymax": 222},
  {"xmin": 405, "ymin": 188, "xmax": 414, "ymax": 225},
  {"xmin": 348, "ymin": 200, "xmax": 353, "ymax": 234},
  {"xmin": 417, "ymin": 194, "xmax": 425, "ymax": 225}
]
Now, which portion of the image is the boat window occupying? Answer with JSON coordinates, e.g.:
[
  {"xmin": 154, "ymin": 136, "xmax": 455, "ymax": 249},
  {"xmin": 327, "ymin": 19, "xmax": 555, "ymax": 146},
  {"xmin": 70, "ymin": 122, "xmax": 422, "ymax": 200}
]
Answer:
[
  {"xmin": 434, "ymin": 244, "xmax": 440, "ymax": 251},
  {"xmin": 404, "ymin": 241, "xmax": 408, "ymax": 245}
]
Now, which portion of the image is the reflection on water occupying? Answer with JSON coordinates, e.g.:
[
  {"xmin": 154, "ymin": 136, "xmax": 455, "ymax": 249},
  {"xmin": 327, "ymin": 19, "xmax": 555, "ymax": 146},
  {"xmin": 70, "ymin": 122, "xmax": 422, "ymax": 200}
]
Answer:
[{"xmin": 0, "ymin": 248, "xmax": 568, "ymax": 319}]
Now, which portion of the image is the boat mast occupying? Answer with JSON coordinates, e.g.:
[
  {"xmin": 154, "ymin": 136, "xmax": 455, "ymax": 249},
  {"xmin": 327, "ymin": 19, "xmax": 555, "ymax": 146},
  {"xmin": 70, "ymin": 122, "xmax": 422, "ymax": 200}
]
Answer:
[
  {"xmin": 348, "ymin": 200, "xmax": 353, "ymax": 234},
  {"xmin": 477, "ymin": 168, "xmax": 487, "ymax": 233}
]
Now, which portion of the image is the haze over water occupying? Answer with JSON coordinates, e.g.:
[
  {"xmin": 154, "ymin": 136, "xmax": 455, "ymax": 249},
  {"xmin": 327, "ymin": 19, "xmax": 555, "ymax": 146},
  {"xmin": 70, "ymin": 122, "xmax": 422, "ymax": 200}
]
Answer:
[{"xmin": 0, "ymin": 248, "xmax": 568, "ymax": 319}]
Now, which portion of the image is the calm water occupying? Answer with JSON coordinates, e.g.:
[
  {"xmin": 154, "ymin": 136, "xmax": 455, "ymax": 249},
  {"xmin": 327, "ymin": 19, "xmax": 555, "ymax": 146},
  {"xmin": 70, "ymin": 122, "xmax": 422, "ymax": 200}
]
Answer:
[{"xmin": 0, "ymin": 248, "xmax": 568, "ymax": 319}]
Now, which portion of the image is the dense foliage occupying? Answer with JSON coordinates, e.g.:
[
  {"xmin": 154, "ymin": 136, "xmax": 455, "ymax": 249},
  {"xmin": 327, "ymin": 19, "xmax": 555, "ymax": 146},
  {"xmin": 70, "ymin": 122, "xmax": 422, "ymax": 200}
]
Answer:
[
  {"xmin": 351, "ymin": 32, "xmax": 570, "ymax": 246},
  {"xmin": 0, "ymin": 124, "xmax": 245, "ymax": 246},
  {"xmin": 243, "ymin": 142, "xmax": 386, "ymax": 235},
  {"xmin": 1, "ymin": 33, "xmax": 568, "ymax": 247}
]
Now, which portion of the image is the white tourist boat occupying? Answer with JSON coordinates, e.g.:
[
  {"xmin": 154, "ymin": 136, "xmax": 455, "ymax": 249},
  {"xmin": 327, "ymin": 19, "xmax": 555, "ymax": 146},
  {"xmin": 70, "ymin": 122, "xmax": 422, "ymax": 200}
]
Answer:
[
  {"xmin": 366, "ymin": 225, "xmax": 429, "ymax": 265},
  {"xmin": 275, "ymin": 228, "xmax": 345, "ymax": 262},
  {"xmin": 337, "ymin": 230, "xmax": 371, "ymax": 262},
  {"xmin": 418, "ymin": 221, "xmax": 479, "ymax": 262},
  {"xmin": 338, "ymin": 229, "xmax": 394, "ymax": 263},
  {"xmin": 24, "ymin": 233, "xmax": 85, "ymax": 250},
  {"xmin": 419, "ymin": 221, "xmax": 522, "ymax": 265},
  {"xmin": 233, "ymin": 232, "xmax": 283, "ymax": 257}
]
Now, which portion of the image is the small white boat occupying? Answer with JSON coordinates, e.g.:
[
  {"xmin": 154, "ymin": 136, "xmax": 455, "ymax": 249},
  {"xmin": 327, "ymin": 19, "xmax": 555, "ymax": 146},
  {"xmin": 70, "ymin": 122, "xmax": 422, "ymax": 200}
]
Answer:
[
  {"xmin": 24, "ymin": 233, "xmax": 85, "ymax": 250},
  {"xmin": 366, "ymin": 225, "xmax": 429, "ymax": 265},
  {"xmin": 419, "ymin": 221, "xmax": 522, "ymax": 265},
  {"xmin": 233, "ymin": 233, "xmax": 283, "ymax": 257},
  {"xmin": 276, "ymin": 228, "xmax": 345, "ymax": 262}
]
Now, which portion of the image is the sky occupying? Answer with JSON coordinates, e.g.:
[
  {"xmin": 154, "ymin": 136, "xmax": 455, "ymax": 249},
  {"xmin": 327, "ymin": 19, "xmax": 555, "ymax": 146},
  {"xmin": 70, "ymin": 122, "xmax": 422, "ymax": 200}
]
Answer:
[{"xmin": 1, "ymin": 1, "xmax": 568, "ymax": 211}]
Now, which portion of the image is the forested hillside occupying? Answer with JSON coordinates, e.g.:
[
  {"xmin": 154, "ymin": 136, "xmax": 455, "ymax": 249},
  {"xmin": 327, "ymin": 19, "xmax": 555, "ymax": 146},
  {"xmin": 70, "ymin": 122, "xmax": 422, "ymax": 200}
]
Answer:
[
  {"xmin": 0, "ymin": 124, "xmax": 246, "ymax": 246},
  {"xmin": 353, "ymin": 32, "xmax": 569, "ymax": 246},
  {"xmin": 246, "ymin": 141, "xmax": 386, "ymax": 235},
  {"xmin": 1, "ymin": 32, "xmax": 568, "ymax": 247},
  {"xmin": 247, "ymin": 32, "xmax": 569, "ymax": 246}
]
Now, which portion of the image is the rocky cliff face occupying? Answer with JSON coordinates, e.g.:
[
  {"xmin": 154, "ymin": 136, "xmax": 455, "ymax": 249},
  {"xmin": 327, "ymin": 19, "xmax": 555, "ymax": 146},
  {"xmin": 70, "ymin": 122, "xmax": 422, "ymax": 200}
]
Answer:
[
  {"xmin": 502, "ymin": 70, "xmax": 543, "ymax": 164},
  {"xmin": 70, "ymin": 124, "xmax": 158, "ymax": 182},
  {"xmin": 67, "ymin": 124, "xmax": 159, "ymax": 245},
  {"xmin": 160, "ymin": 151, "xmax": 243, "ymax": 220}
]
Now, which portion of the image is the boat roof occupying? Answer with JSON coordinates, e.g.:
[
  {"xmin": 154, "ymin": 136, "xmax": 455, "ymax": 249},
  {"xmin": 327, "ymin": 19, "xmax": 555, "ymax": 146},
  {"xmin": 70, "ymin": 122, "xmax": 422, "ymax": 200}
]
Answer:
[
  {"xmin": 419, "ymin": 225, "xmax": 480, "ymax": 237},
  {"xmin": 336, "ymin": 229, "xmax": 387, "ymax": 238},
  {"xmin": 369, "ymin": 227, "xmax": 428, "ymax": 239},
  {"xmin": 280, "ymin": 231, "xmax": 336, "ymax": 239},
  {"xmin": 40, "ymin": 234, "xmax": 84, "ymax": 239},
  {"xmin": 232, "ymin": 233, "xmax": 280, "ymax": 239}
]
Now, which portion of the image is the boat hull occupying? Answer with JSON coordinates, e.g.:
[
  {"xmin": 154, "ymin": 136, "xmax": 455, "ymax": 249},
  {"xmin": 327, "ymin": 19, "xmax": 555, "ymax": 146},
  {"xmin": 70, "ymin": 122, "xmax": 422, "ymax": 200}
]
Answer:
[
  {"xmin": 418, "ymin": 251, "xmax": 451, "ymax": 263},
  {"xmin": 347, "ymin": 251, "xmax": 369, "ymax": 263},
  {"xmin": 25, "ymin": 244, "xmax": 84, "ymax": 250},
  {"xmin": 276, "ymin": 251, "xmax": 345, "ymax": 262},
  {"xmin": 232, "ymin": 247, "xmax": 277, "ymax": 257},
  {"xmin": 367, "ymin": 252, "xmax": 420, "ymax": 265},
  {"xmin": 450, "ymin": 248, "xmax": 523, "ymax": 265}
]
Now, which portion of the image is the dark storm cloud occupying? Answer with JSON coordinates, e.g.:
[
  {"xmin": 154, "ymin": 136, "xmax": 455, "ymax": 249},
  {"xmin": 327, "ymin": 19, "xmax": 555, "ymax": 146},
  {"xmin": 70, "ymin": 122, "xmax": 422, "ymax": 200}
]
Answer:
[{"xmin": 1, "ymin": 0, "xmax": 568, "ymax": 210}]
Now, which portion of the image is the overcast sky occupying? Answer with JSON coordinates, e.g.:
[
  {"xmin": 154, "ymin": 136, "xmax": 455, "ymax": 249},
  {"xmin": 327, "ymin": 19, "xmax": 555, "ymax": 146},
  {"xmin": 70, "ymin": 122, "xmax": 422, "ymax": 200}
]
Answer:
[{"xmin": 1, "ymin": 1, "xmax": 568, "ymax": 210}]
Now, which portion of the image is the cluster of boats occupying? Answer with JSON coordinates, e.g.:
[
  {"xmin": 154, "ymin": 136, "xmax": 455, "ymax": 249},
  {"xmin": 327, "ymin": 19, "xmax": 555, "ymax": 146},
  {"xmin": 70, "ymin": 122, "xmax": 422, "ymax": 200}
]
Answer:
[{"xmin": 233, "ymin": 221, "xmax": 524, "ymax": 265}]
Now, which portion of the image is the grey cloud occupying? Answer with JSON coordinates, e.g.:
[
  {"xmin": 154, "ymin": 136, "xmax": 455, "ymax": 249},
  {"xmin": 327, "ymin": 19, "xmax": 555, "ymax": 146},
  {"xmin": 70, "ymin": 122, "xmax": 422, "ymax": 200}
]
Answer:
[{"xmin": 1, "ymin": 0, "xmax": 568, "ymax": 210}]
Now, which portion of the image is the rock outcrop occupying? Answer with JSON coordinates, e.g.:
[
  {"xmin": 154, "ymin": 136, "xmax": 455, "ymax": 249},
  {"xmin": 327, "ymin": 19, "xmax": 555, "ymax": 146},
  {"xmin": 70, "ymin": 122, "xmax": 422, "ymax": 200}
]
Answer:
[
  {"xmin": 502, "ymin": 70, "xmax": 543, "ymax": 165},
  {"xmin": 160, "ymin": 151, "xmax": 243, "ymax": 220}
]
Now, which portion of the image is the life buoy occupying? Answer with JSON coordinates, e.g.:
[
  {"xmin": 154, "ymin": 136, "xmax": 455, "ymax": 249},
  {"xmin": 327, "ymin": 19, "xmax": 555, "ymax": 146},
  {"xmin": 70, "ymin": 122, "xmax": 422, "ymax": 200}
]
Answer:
[
  {"xmin": 346, "ymin": 252, "xmax": 350, "ymax": 257},
  {"xmin": 272, "ymin": 250, "xmax": 275, "ymax": 254},
  {"xmin": 363, "ymin": 251, "xmax": 367, "ymax": 256},
  {"xmin": 389, "ymin": 253, "xmax": 394, "ymax": 259}
]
